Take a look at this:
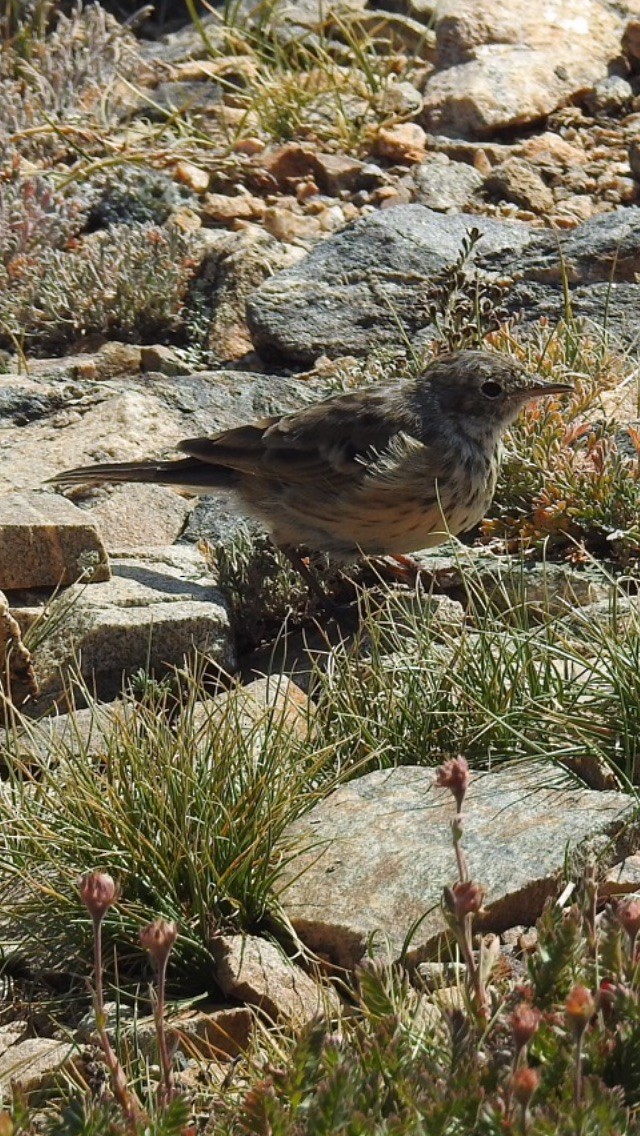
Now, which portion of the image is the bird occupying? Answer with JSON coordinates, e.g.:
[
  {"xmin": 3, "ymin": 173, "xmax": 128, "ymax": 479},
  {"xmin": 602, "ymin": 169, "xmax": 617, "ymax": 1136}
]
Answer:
[{"xmin": 49, "ymin": 351, "xmax": 572, "ymax": 598}]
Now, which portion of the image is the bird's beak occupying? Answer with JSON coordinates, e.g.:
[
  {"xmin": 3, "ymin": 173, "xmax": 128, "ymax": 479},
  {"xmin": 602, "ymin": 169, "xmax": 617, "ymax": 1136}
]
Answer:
[{"xmin": 518, "ymin": 379, "xmax": 573, "ymax": 401}]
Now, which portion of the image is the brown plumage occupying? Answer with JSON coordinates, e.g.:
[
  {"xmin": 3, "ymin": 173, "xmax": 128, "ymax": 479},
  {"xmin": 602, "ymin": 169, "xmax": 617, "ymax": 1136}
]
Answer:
[{"xmin": 49, "ymin": 351, "xmax": 571, "ymax": 566}]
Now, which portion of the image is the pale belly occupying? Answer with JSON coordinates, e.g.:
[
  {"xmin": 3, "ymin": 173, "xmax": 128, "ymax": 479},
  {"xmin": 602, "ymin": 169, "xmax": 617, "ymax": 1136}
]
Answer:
[{"xmin": 254, "ymin": 458, "xmax": 499, "ymax": 559}]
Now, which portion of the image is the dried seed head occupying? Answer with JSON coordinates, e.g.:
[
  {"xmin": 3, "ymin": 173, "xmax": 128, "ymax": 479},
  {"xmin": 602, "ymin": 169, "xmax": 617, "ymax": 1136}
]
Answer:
[
  {"xmin": 510, "ymin": 1003, "xmax": 541, "ymax": 1050},
  {"xmin": 511, "ymin": 1064, "xmax": 540, "ymax": 1107},
  {"xmin": 78, "ymin": 871, "xmax": 117, "ymax": 920},
  {"xmin": 139, "ymin": 919, "xmax": 178, "ymax": 966},
  {"xmin": 435, "ymin": 756, "xmax": 471, "ymax": 811},
  {"xmin": 565, "ymin": 985, "xmax": 595, "ymax": 1035}
]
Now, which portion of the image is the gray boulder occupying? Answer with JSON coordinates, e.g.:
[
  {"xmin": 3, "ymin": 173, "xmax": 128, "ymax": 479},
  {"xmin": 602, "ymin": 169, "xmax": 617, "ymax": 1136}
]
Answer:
[{"xmin": 247, "ymin": 205, "xmax": 640, "ymax": 365}]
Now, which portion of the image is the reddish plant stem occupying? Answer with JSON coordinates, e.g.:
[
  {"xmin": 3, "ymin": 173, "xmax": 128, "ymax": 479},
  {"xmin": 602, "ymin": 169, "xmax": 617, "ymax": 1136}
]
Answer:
[{"xmin": 91, "ymin": 912, "xmax": 145, "ymax": 1131}]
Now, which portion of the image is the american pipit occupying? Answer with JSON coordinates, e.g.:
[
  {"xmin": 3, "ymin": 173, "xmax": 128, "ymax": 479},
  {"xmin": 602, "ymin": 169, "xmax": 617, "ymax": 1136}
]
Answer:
[{"xmin": 49, "ymin": 350, "xmax": 571, "ymax": 593}]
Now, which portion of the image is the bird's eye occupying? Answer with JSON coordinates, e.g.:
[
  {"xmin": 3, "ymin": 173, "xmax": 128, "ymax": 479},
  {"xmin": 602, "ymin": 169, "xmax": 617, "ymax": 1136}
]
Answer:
[{"xmin": 481, "ymin": 380, "xmax": 503, "ymax": 399}]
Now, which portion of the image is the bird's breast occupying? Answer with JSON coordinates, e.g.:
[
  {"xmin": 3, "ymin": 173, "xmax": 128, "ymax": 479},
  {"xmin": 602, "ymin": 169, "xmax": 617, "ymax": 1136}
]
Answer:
[{"xmin": 244, "ymin": 436, "xmax": 500, "ymax": 559}]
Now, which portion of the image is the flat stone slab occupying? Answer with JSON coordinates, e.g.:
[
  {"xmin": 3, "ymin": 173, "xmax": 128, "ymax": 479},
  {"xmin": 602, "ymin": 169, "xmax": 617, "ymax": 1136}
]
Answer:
[
  {"xmin": 278, "ymin": 762, "xmax": 637, "ymax": 969},
  {"xmin": 30, "ymin": 545, "xmax": 235, "ymax": 708},
  {"xmin": 0, "ymin": 493, "xmax": 109, "ymax": 590}
]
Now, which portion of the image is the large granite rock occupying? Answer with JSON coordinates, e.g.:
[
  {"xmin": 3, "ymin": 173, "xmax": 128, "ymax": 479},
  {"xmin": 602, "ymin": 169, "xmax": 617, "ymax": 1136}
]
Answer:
[
  {"xmin": 247, "ymin": 205, "xmax": 640, "ymax": 364},
  {"xmin": 246, "ymin": 206, "xmax": 538, "ymax": 362},
  {"xmin": 278, "ymin": 762, "xmax": 637, "ymax": 968}
]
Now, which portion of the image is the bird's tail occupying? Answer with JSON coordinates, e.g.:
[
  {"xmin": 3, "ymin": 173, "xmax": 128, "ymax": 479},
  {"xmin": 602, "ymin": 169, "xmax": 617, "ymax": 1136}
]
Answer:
[{"xmin": 47, "ymin": 457, "xmax": 237, "ymax": 494}]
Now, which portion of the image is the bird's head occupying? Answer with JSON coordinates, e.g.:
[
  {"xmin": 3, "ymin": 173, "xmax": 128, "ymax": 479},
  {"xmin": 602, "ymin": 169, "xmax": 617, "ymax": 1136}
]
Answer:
[{"xmin": 418, "ymin": 350, "xmax": 572, "ymax": 438}]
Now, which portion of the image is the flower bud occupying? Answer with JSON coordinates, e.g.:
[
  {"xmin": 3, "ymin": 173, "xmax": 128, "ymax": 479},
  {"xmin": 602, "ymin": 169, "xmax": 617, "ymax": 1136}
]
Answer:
[
  {"xmin": 510, "ymin": 1003, "xmax": 541, "ymax": 1051},
  {"xmin": 435, "ymin": 756, "xmax": 471, "ymax": 811},
  {"xmin": 0, "ymin": 1111, "xmax": 14, "ymax": 1136},
  {"xmin": 78, "ymin": 871, "xmax": 117, "ymax": 920},
  {"xmin": 139, "ymin": 919, "xmax": 178, "ymax": 967},
  {"xmin": 565, "ymin": 985, "xmax": 595, "ymax": 1035},
  {"xmin": 597, "ymin": 979, "xmax": 619, "ymax": 1023},
  {"xmin": 615, "ymin": 898, "xmax": 640, "ymax": 944},
  {"xmin": 511, "ymin": 1065, "xmax": 539, "ymax": 1108},
  {"xmin": 445, "ymin": 879, "xmax": 485, "ymax": 919}
]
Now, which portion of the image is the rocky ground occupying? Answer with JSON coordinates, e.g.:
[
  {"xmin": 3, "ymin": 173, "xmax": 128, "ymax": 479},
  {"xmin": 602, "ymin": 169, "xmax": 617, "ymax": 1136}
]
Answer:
[{"xmin": 1, "ymin": 1, "xmax": 640, "ymax": 1132}]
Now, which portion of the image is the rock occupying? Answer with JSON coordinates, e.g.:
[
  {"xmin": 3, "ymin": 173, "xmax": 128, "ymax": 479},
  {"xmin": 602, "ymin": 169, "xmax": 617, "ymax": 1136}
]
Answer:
[
  {"xmin": 0, "ymin": 1037, "xmax": 79, "ymax": 1092},
  {"xmin": 201, "ymin": 193, "xmax": 266, "ymax": 226},
  {"xmin": 168, "ymin": 206, "xmax": 203, "ymax": 235},
  {"xmin": 374, "ymin": 591, "xmax": 466, "ymax": 644},
  {"xmin": 251, "ymin": 0, "xmax": 367, "ymax": 43},
  {"xmin": 75, "ymin": 341, "xmax": 142, "ymax": 380},
  {"xmin": 603, "ymin": 852, "xmax": 640, "ymax": 897},
  {"xmin": 628, "ymin": 137, "xmax": 640, "ymax": 178},
  {"xmin": 96, "ymin": 1006, "xmax": 253, "ymax": 1061},
  {"xmin": 0, "ymin": 493, "xmax": 110, "ymax": 590},
  {"xmin": 483, "ymin": 157, "xmax": 555, "ymax": 214},
  {"xmin": 181, "ymin": 490, "xmax": 257, "ymax": 547},
  {"xmin": 508, "ymin": 278, "xmax": 640, "ymax": 342},
  {"xmin": 584, "ymin": 75, "xmax": 633, "ymax": 116},
  {"xmin": 522, "ymin": 205, "xmax": 640, "ymax": 283},
  {"xmin": 263, "ymin": 206, "xmax": 323, "ymax": 243},
  {"xmin": 518, "ymin": 131, "xmax": 587, "ymax": 169},
  {"xmin": 174, "ymin": 160, "xmax": 210, "ymax": 194},
  {"xmin": 411, "ymin": 153, "xmax": 483, "ymax": 211},
  {"xmin": 623, "ymin": 17, "xmax": 640, "ymax": 63},
  {"xmin": 213, "ymin": 935, "xmax": 339, "ymax": 1026},
  {"xmin": 0, "ymin": 376, "xmax": 74, "ymax": 427},
  {"xmin": 30, "ymin": 546, "xmax": 234, "ymax": 709},
  {"xmin": 353, "ymin": 10, "xmax": 437, "ymax": 54},
  {"xmin": 246, "ymin": 205, "xmax": 538, "ymax": 362},
  {"xmin": 378, "ymin": 0, "xmax": 435, "ymax": 17},
  {"xmin": 0, "ymin": 701, "xmax": 129, "ymax": 766},
  {"xmin": 261, "ymin": 143, "xmax": 321, "ymax": 192},
  {"xmin": 278, "ymin": 762, "xmax": 636, "ymax": 968},
  {"xmin": 559, "ymin": 594, "xmax": 640, "ymax": 637},
  {"xmin": 312, "ymin": 152, "xmax": 366, "ymax": 194},
  {"xmin": 247, "ymin": 200, "xmax": 640, "ymax": 362},
  {"xmin": 192, "ymin": 676, "xmax": 313, "ymax": 753},
  {"xmin": 378, "ymin": 80, "xmax": 424, "ymax": 119},
  {"xmin": 147, "ymin": 80, "xmax": 222, "ymax": 119},
  {"xmin": 423, "ymin": 0, "xmax": 621, "ymax": 137},
  {"xmin": 374, "ymin": 123, "xmax": 428, "ymax": 164},
  {"xmin": 434, "ymin": 0, "xmax": 620, "ymax": 65},
  {"xmin": 553, "ymin": 195, "xmax": 596, "ymax": 227},
  {"xmin": 199, "ymin": 228, "xmax": 307, "ymax": 362},
  {"xmin": 413, "ymin": 549, "xmax": 610, "ymax": 616},
  {"xmin": 140, "ymin": 344, "xmax": 192, "ymax": 376},
  {"xmin": 0, "ymin": 1025, "xmax": 26, "ymax": 1055},
  {"xmin": 355, "ymin": 162, "xmax": 392, "ymax": 190},
  {"xmin": 78, "ymin": 484, "xmax": 192, "ymax": 551}
]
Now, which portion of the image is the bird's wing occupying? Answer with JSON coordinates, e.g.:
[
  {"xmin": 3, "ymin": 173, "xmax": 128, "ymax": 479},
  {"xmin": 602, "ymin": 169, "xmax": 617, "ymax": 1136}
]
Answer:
[{"xmin": 178, "ymin": 388, "xmax": 423, "ymax": 487}]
